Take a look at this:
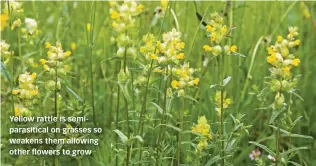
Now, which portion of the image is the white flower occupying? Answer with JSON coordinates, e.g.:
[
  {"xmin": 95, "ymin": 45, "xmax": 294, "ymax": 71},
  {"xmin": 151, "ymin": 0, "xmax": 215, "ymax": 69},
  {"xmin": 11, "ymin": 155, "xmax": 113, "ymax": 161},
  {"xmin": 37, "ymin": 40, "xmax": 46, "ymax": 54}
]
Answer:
[{"xmin": 25, "ymin": 18, "xmax": 37, "ymax": 32}]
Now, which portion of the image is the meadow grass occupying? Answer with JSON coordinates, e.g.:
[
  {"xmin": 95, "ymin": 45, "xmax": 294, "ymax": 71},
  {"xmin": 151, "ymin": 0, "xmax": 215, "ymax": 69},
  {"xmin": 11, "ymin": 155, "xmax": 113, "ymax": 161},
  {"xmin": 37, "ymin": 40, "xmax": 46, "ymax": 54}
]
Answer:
[{"xmin": 1, "ymin": 1, "xmax": 316, "ymax": 166}]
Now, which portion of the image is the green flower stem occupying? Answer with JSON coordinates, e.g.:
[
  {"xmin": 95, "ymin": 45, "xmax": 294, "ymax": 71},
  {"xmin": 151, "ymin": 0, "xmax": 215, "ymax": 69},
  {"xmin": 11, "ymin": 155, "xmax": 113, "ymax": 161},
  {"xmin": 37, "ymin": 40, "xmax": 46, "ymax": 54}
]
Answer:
[
  {"xmin": 177, "ymin": 97, "xmax": 185, "ymax": 166},
  {"xmin": 115, "ymin": 61, "xmax": 121, "ymax": 166},
  {"xmin": 276, "ymin": 122, "xmax": 280, "ymax": 166},
  {"xmin": 219, "ymin": 50, "xmax": 225, "ymax": 166}
]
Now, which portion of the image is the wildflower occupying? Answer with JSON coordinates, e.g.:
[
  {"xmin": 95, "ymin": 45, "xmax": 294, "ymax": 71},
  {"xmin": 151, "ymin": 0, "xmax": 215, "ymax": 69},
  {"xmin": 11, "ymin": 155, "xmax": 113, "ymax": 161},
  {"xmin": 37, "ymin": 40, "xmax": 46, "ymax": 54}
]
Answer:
[
  {"xmin": 203, "ymin": 45, "xmax": 212, "ymax": 52},
  {"xmin": 193, "ymin": 78, "xmax": 199, "ymax": 85},
  {"xmin": 192, "ymin": 116, "xmax": 213, "ymax": 151},
  {"xmin": 249, "ymin": 149, "xmax": 261, "ymax": 161},
  {"xmin": 277, "ymin": 35, "xmax": 283, "ymax": 42},
  {"xmin": 292, "ymin": 58, "xmax": 300, "ymax": 66},
  {"xmin": 45, "ymin": 42, "xmax": 51, "ymax": 49},
  {"xmin": 1, "ymin": 11, "xmax": 9, "ymax": 31},
  {"xmin": 71, "ymin": 42, "xmax": 77, "ymax": 51},
  {"xmin": 230, "ymin": 45, "xmax": 237, "ymax": 53},
  {"xmin": 283, "ymin": 67, "xmax": 291, "ymax": 73},
  {"xmin": 87, "ymin": 23, "xmax": 91, "ymax": 32},
  {"xmin": 214, "ymin": 91, "xmax": 231, "ymax": 116},
  {"xmin": 0, "ymin": 40, "xmax": 13, "ymax": 64},
  {"xmin": 11, "ymin": 19, "xmax": 21, "ymax": 30},
  {"xmin": 64, "ymin": 51, "xmax": 72, "ymax": 57},
  {"xmin": 294, "ymin": 39, "xmax": 300, "ymax": 46},
  {"xmin": 176, "ymin": 53, "xmax": 184, "ymax": 60},
  {"xmin": 24, "ymin": 18, "xmax": 38, "ymax": 34},
  {"xmin": 110, "ymin": 10, "xmax": 120, "ymax": 19},
  {"xmin": 171, "ymin": 80, "xmax": 180, "ymax": 89}
]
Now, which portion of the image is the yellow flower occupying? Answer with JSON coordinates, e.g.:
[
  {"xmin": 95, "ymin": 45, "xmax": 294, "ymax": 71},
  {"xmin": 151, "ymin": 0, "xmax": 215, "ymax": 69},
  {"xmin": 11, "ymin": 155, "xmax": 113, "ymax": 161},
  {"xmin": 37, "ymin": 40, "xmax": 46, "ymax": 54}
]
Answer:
[
  {"xmin": 64, "ymin": 51, "xmax": 72, "ymax": 57},
  {"xmin": 1, "ymin": 11, "xmax": 9, "ymax": 31},
  {"xmin": 161, "ymin": 0, "xmax": 168, "ymax": 10},
  {"xmin": 171, "ymin": 80, "xmax": 180, "ymax": 89},
  {"xmin": 71, "ymin": 42, "xmax": 77, "ymax": 51},
  {"xmin": 12, "ymin": 90, "xmax": 20, "ymax": 95},
  {"xmin": 112, "ymin": 22, "xmax": 118, "ymax": 28},
  {"xmin": 111, "ymin": 10, "xmax": 120, "ymax": 19},
  {"xmin": 39, "ymin": 59, "xmax": 47, "ymax": 65},
  {"xmin": 230, "ymin": 45, "xmax": 237, "ymax": 53},
  {"xmin": 221, "ymin": 26, "xmax": 228, "ymax": 34},
  {"xmin": 294, "ymin": 39, "xmax": 300, "ymax": 46},
  {"xmin": 277, "ymin": 35, "xmax": 283, "ymax": 42},
  {"xmin": 15, "ymin": 107, "xmax": 20, "ymax": 116},
  {"xmin": 151, "ymin": 54, "xmax": 158, "ymax": 60},
  {"xmin": 292, "ymin": 58, "xmax": 300, "ymax": 66},
  {"xmin": 31, "ymin": 73, "xmax": 37, "ymax": 79},
  {"xmin": 176, "ymin": 53, "xmax": 184, "ymax": 60},
  {"xmin": 137, "ymin": 5, "xmax": 144, "ymax": 12},
  {"xmin": 154, "ymin": 69, "xmax": 163, "ymax": 73},
  {"xmin": 178, "ymin": 42, "xmax": 185, "ymax": 49},
  {"xmin": 203, "ymin": 45, "xmax": 212, "ymax": 52},
  {"xmin": 31, "ymin": 89, "xmax": 38, "ymax": 96},
  {"xmin": 225, "ymin": 98, "xmax": 231, "ymax": 105},
  {"xmin": 211, "ymin": 34, "xmax": 216, "ymax": 42},
  {"xmin": 303, "ymin": 9, "xmax": 311, "ymax": 19},
  {"xmin": 87, "ymin": 23, "xmax": 91, "ymax": 32},
  {"xmin": 140, "ymin": 47, "xmax": 145, "ymax": 53},
  {"xmin": 283, "ymin": 67, "xmax": 291, "ymax": 73},
  {"xmin": 267, "ymin": 54, "xmax": 276, "ymax": 64},
  {"xmin": 45, "ymin": 42, "xmax": 51, "ymax": 49},
  {"xmin": 193, "ymin": 78, "xmax": 200, "ymax": 85},
  {"xmin": 206, "ymin": 25, "xmax": 213, "ymax": 32}
]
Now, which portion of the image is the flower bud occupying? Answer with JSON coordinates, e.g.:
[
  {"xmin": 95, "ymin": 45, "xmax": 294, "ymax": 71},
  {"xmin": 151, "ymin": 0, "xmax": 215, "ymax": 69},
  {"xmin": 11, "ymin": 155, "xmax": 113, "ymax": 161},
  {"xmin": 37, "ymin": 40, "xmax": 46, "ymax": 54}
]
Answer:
[
  {"xmin": 117, "ymin": 47, "xmax": 125, "ymax": 57},
  {"xmin": 274, "ymin": 92, "xmax": 285, "ymax": 108},
  {"xmin": 270, "ymin": 79, "xmax": 281, "ymax": 92},
  {"xmin": 127, "ymin": 47, "xmax": 137, "ymax": 59},
  {"xmin": 177, "ymin": 89, "xmax": 185, "ymax": 97}
]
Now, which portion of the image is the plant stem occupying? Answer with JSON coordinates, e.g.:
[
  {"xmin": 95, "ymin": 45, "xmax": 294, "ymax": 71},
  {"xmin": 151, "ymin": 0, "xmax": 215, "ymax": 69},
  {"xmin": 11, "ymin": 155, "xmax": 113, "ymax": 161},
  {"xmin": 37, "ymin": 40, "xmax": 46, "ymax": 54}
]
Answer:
[
  {"xmin": 115, "ymin": 61, "xmax": 121, "ymax": 166},
  {"xmin": 89, "ymin": 1, "xmax": 97, "ymax": 127},
  {"xmin": 276, "ymin": 122, "xmax": 280, "ymax": 166},
  {"xmin": 54, "ymin": 59, "xmax": 59, "ymax": 166},
  {"xmin": 219, "ymin": 50, "xmax": 225, "ymax": 166},
  {"xmin": 177, "ymin": 98, "xmax": 185, "ymax": 166}
]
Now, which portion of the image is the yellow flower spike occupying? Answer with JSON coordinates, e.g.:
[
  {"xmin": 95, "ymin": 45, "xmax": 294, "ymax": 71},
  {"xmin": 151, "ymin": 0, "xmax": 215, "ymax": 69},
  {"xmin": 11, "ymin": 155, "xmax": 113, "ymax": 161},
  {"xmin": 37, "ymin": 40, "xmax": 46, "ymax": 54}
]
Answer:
[
  {"xmin": 110, "ymin": 10, "xmax": 120, "ymax": 19},
  {"xmin": 45, "ymin": 42, "xmax": 51, "ymax": 49},
  {"xmin": 151, "ymin": 53, "xmax": 158, "ymax": 60},
  {"xmin": 193, "ymin": 78, "xmax": 200, "ymax": 85},
  {"xmin": 277, "ymin": 36, "xmax": 283, "ymax": 42},
  {"xmin": 294, "ymin": 39, "xmax": 300, "ymax": 46},
  {"xmin": 87, "ymin": 23, "xmax": 91, "ymax": 32},
  {"xmin": 64, "ymin": 51, "xmax": 72, "ymax": 57},
  {"xmin": 230, "ymin": 45, "xmax": 237, "ymax": 53},
  {"xmin": 71, "ymin": 42, "xmax": 77, "ymax": 51},
  {"xmin": 292, "ymin": 58, "xmax": 300, "ymax": 66},
  {"xmin": 283, "ymin": 67, "xmax": 291, "ymax": 73},
  {"xmin": 171, "ymin": 80, "xmax": 180, "ymax": 89},
  {"xmin": 15, "ymin": 107, "xmax": 20, "ymax": 116},
  {"xmin": 176, "ymin": 53, "xmax": 184, "ymax": 60},
  {"xmin": 203, "ymin": 45, "xmax": 212, "ymax": 51},
  {"xmin": 31, "ymin": 73, "xmax": 37, "ymax": 79},
  {"xmin": 12, "ymin": 90, "xmax": 20, "ymax": 95},
  {"xmin": 137, "ymin": 5, "xmax": 144, "ymax": 12},
  {"xmin": 39, "ymin": 59, "xmax": 47, "ymax": 65},
  {"xmin": 206, "ymin": 25, "xmax": 213, "ymax": 32}
]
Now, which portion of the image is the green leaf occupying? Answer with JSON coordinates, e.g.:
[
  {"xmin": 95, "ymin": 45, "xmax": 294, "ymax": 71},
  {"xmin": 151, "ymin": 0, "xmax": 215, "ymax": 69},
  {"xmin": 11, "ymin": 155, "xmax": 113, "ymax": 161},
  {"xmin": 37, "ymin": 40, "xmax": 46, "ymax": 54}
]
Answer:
[
  {"xmin": 151, "ymin": 102, "xmax": 163, "ymax": 114},
  {"xmin": 155, "ymin": 124, "xmax": 181, "ymax": 132},
  {"xmin": 66, "ymin": 86, "xmax": 84, "ymax": 103},
  {"xmin": 288, "ymin": 161, "xmax": 302, "ymax": 166},
  {"xmin": 269, "ymin": 110, "xmax": 281, "ymax": 124},
  {"xmin": 113, "ymin": 130, "xmax": 128, "ymax": 144},
  {"xmin": 269, "ymin": 125, "xmax": 313, "ymax": 139},
  {"xmin": 280, "ymin": 147, "xmax": 308, "ymax": 157},
  {"xmin": 0, "ymin": 61, "xmax": 11, "ymax": 81},
  {"xmin": 205, "ymin": 155, "xmax": 221, "ymax": 166},
  {"xmin": 230, "ymin": 52, "xmax": 246, "ymax": 57},
  {"xmin": 249, "ymin": 141, "xmax": 276, "ymax": 156},
  {"xmin": 43, "ymin": 91, "xmax": 52, "ymax": 106},
  {"xmin": 184, "ymin": 95, "xmax": 199, "ymax": 103},
  {"xmin": 222, "ymin": 76, "xmax": 232, "ymax": 86}
]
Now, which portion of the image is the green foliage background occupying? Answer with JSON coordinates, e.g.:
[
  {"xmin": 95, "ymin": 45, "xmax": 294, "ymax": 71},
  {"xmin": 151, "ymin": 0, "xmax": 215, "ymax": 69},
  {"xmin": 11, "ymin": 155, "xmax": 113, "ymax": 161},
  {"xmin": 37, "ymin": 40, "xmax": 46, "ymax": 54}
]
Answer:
[{"xmin": 1, "ymin": 1, "xmax": 316, "ymax": 166}]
